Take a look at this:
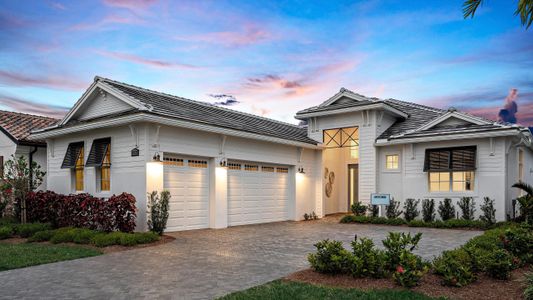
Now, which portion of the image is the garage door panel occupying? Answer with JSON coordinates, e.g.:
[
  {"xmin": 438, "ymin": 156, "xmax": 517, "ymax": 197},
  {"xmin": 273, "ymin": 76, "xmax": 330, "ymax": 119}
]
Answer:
[
  {"xmin": 228, "ymin": 162, "xmax": 290, "ymax": 226},
  {"xmin": 163, "ymin": 157, "xmax": 209, "ymax": 232}
]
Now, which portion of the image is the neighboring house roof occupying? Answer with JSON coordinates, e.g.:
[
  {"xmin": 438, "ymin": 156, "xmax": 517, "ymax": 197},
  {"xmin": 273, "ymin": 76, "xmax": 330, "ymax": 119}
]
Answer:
[
  {"xmin": 38, "ymin": 76, "xmax": 317, "ymax": 145},
  {"xmin": 0, "ymin": 110, "xmax": 58, "ymax": 146}
]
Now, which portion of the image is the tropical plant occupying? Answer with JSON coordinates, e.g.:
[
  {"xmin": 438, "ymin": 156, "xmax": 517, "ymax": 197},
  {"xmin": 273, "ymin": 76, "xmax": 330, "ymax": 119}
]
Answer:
[
  {"xmin": 308, "ymin": 239, "xmax": 351, "ymax": 274},
  {"xmin": 382, "ymin": 232, "xmax": 422, "ymax": 271},
  {"xmin": 479, "ymin": 197, "xmax": 496, "ymax": 225},
  {"xmin": 438, "ymin": 198, "xmax": 456, "ymax": 221},
  {"xmin": 351, "ymin": 201, "xmax": 368, "ymax": 216},
  {"xmin": 147, "ymin": 190, "xmax": 170, "ymax": 235},
  {"xmin": 457, "ymin": 197, "xmax": 476, "ymax": 221},
  {"xmin": 422, "ymin": 199, "xmax": 435, "ymax": 222},
  {"xmin": 403, "ymin": 198, "xmax": 420, "ymax": 222},
  {"xmin": 1, "ymin": 155, "xmax": 45, "ymax": 223},
  {"xmin": 463, "ymin": 0, "xmax": 533, "ymax": 29},
  {"xmin": 386, "ymin": 199, "xmax": 403, "ymax": 219},
  {"xmin": 513, "ymin": 181, "xmax": 533, "ymax": 224}
]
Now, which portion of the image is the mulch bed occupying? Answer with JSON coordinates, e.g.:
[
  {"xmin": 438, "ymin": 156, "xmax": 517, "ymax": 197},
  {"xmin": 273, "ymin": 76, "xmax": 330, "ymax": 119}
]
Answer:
[
  {"xmin": 286, "ymin": 267, "xmax": 531, "ymax": 300},
  {"xmin": 0, "ymin": 235, "xmax": 175, "ymax": 254}
]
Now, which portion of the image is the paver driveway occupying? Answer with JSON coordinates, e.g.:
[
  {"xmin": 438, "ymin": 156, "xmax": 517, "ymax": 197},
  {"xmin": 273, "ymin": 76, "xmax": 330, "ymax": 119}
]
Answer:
[{"xmin": 0, "ymin": 219, "xmax": 481, "ymax": 300}]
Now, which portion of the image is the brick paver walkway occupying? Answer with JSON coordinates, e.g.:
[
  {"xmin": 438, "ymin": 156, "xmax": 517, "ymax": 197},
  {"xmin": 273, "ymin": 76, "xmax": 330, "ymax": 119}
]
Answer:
[{"xmin": 0, "ymin": 219, "xmax": 481, "ymax": 299}]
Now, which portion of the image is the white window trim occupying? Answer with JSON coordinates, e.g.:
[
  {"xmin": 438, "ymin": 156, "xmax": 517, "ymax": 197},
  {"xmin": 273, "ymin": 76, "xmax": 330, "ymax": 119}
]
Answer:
[
  {"xmin": 383, "ymin": 153, "xmax": 401, "ymax": 173},
  {"xmin": 427, "ymin": 171, "xmax": 477, "ymax": 195}
]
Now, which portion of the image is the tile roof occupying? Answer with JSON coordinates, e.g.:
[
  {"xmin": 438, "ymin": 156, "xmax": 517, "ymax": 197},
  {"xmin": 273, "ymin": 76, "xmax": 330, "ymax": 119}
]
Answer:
[
  {"xmin": 387, "ymin": 123, "xmax": 514, "ymax": 140},
  {"xmin": 0, "ymin": 110, "xmax": 59, "ymax": 145},
  {"xmin": 96, "ymin": 77, "xmax": 316, "ymax": 145}
]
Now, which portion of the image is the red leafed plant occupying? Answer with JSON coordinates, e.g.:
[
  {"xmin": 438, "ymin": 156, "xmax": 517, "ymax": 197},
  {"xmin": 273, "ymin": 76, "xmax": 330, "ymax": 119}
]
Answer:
[{"xmin": 25, "ymin": 191, "xmax": 137, "ymax": 232}]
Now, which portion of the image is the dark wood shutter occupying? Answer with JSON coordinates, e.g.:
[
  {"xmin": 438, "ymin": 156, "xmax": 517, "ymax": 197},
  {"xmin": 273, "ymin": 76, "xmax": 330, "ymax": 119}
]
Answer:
[
  {"xmin": 61, "ymin": 142, "xmax": 84, "ymax": 169},
  {"xmin": 424, "ymin": 146, "xmax": 476, "ymax": 172},
  {"xmin": 85, "ymin": 138, "xmax": 111, "ymax": 167}
]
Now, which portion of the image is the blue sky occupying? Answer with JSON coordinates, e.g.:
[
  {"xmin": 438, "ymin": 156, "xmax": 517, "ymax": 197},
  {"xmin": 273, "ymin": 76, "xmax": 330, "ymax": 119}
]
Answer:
[{"xmin": 0, "ymin": 0, "xmax": 532, "ymax": 125}]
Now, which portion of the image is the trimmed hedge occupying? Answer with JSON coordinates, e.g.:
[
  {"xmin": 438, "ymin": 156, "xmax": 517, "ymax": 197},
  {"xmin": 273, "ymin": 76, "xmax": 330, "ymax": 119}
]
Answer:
[
  {"xmin": 28, "ymin": 227, "xmax": 160, "ymax": 247},
  {"xmin": 340, "ymin": 215, "xmax": 493, "ymax": 229},
  {"xmin": 26, "ymin": 191, "xmax": 137, "ymax": 232},
  {"xmin": 0, "ymin": 223, "xmax": 53, "ymax": 239}
]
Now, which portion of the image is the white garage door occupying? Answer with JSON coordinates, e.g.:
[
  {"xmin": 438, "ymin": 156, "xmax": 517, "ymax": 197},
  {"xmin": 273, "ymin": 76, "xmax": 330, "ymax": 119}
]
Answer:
[
  {"xmin": 163, "ymin": 156, "xmax": 209, "ymax": 231},
  {"xmin": 228, "ymin": 162, "xmax": 290, "ymax": 226}
]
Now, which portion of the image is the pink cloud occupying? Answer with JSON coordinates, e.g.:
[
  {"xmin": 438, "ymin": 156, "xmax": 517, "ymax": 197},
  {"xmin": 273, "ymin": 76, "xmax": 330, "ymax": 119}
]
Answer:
[
  {"xmin": 0, "ymin": 93, "xmax": 68, "ymax": 119},
  {"xmin": 0, "ymin": 70, "xmax": 88, "ymax": 90},
  {"xmin": 96, "ymin": 50, "xmax": 198, "ymax": 69},
  {"xmin": 176, "ymin": 24, "xmax": 272, "ymax": 48},
  {"xmin": 462, "ymin": 103, "xmax": 533, "ymax": 126},
  {"xmin": 251, "ymin": 105, "xmax": 271, "ymax": 117},
  {"xmin": 70, "ymin": 14, "xmax": 144, "ymax": 31},
  {"xmin": 102, "ymin": 0, "xmax": 157, "ymax": 12}
]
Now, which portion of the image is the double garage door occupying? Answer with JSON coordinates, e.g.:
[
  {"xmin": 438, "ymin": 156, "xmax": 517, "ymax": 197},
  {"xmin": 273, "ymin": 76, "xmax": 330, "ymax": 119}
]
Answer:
[{"xmin": 163, "ymin": 155, "xmax": 291, "ymax": 231}]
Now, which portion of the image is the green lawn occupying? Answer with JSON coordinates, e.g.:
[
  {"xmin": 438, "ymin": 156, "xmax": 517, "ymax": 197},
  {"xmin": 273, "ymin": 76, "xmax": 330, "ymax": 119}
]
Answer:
[
  {"xmin": 0, "ymin": 243, "xmax": 102, "ymax": 271},
  {"xmin": 218, "ymin": 280, "xmax": 443, "ymax": 300}
]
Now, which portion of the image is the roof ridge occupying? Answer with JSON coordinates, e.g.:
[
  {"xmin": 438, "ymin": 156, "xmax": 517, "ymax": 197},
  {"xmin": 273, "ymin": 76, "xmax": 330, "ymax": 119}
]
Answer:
[
  {"xmin": 95, "ymin": 76, "xmax": 304, "ymax": 129},
  {"xmin": 384, "ymin": 98, "xmax": 445, "ymax": 114},
  {"xmin": 0, "ymin": 109, "xmax": 59, "ymax": 121}
]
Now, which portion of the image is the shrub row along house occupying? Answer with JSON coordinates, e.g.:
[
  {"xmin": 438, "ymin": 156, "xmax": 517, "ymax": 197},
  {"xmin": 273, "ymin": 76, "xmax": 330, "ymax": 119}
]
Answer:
[{"xmin": 25, "ymin": 76, "xmax": 533, "ymax": 231}]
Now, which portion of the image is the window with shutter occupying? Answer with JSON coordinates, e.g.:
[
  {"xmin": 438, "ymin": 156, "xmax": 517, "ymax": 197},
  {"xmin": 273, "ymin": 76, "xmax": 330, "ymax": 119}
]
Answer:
[{"xmin": 424, "ymin": 146, "xmax": 476, "ymax": 192}]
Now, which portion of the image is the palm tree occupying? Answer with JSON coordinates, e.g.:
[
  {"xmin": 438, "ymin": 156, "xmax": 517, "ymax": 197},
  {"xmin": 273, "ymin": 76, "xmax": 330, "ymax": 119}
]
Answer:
[
  {"xmin": 512, "ymin": 181, "xmax": 533, "ymax": 224},
  {"xmin": 463, "ymin": 0, "xmax": 533, "ymax": 29}
]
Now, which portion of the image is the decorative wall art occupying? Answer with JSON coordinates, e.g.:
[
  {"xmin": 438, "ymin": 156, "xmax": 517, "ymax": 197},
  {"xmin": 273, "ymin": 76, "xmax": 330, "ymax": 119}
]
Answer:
[{"xmin": 324, "ymin": 167, "xmax": 335, "ymax": 198}]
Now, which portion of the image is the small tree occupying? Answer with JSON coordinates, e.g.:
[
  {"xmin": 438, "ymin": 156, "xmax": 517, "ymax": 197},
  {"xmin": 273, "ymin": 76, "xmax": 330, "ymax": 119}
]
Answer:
[
  {"xmin": 147, "ymin": 190, "xmax": 170, "ymax": 235},
  {"xmin": 457, "ymin": 197, "xmax": 476, "ymax": 221},
  {"xmin": 421, "ymin": 199, "xmax": 435, "ymax": 222},
  {"xmin": 403, "ymin": 198, "xmax": 420, "ymax": 222},
  {"xmin": 438, "ymin": 198, "xmax": 456, "ymax": 221},
  {"xmin": 386, "ymin": 198, "xmax": 403, "ymax": 219},
  {"xmin": 1, "ymin": 155, "xmax": 45, "ymax": 223},
  {"xmin": 479, "ymin": 197, "xmax": 496, "ymax": 225},
  {"xmin": 370, "ymin": 205, "xmax": 379, "ymax": 217}
]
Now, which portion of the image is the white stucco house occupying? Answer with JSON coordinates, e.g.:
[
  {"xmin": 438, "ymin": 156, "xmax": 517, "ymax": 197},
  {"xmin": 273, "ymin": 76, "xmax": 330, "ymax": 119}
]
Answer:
[
  {"xmin": 29, "ymin": 77, "xmax": 533, "ymax": 231},
  {"xmin": 0, "ymin": 111, "xmax": 58, "ymax": 189}
]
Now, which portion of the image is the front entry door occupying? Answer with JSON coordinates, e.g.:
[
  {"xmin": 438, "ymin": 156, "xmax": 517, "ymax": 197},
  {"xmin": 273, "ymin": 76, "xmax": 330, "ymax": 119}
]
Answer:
[{"xmin": 348, "ymin": 164, "xmax": 359, "ymax": 210}]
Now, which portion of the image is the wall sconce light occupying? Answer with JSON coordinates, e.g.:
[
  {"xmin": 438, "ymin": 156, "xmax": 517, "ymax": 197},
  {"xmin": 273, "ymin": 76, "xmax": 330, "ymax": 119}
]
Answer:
[
  {"xmin": 298, "ymin": 167, "xmax": 305, "ymax": 174},
  {"xmin": 219, "ymin": 158, "xmax": 227, "ymax": 168},
  {"xmin": 152, "ymin": 152, "xmax": 161, "ymax": 162}
]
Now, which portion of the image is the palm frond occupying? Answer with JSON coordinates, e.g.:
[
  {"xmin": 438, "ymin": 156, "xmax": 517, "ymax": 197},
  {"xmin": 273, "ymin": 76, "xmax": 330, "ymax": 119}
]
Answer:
[
  {"xmin": 463, "ymin": 0, "xmax": 484, "ymax": 19},
  {"xmin": 515, "ymin": 0, "xmax": 533, "ymax": 29},
  {"xmin": 512, "ymin": 181, "xmax": 533, "ymax": 196}
]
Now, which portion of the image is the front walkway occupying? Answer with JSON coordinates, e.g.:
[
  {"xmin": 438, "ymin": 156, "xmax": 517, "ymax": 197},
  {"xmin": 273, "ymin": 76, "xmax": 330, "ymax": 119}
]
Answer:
[{"xmin": 0, "ymin": 219, "xmax": 481, "ymax": 299}]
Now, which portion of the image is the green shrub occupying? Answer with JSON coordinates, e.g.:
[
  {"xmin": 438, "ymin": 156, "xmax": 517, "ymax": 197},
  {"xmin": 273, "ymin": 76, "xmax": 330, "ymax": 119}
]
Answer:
[
  {"xmin": 49, "ymin": 227, "xmax": 77, "ymax": 244},
  {"xmin": 351, "ymin": 202, "xmax": 368, "ymax": 216},
  {"xmin": 370, "ymin": 205, "xmax": 379, "ymax": 217},
  {"xmin": 458, "ymin": 197, "xmax": 476, "ymax": 221},
  {"xmin": 403, "ymin": 199, "xmax": 420, "ymax": 222},
  {"xmin": 445, "ymin": 219, "xmax": 486, "ymax": 229},
  {"xmin": 433, "ymin": 249, "xmax": 476, "ymax": 287},
  {"xmin": 28, "ymin": 229, "xmax": 56, "ymax": 242},
  {"xmin": 0, "ymin": 225, "xmax": 13, "ymax": 239},
  {"xmin": 483, "ymin": 249, "xmax": 513, "ymax": 280},
  {"xmin": 500, "ymin": 226, "xmax": 533, "ymax": 264},
  {"xmin": 370, "ymin": 217, "xmax": 388, "ymax": 224},
  {"xmin": 524, "ymin": 272, "xmax": 533, "ymax": 300},
  {"xmin": 479, "ymin": 197, "xmax": 496, "ymax": 225},
  {"xmin": 71, "ymin": 228, "xmax": 98, "ymax": 244},
  {"xmin": 382, "ymin": 232, "xmax": 422, "ymax": 271},
  {"xmin": 385, "ymin": 218, "xmax": 406, "ymax": 226},
  {"xmin": 393, "ymin": 251, "xmax": 428, "ymax": 288},
  {"xmin": 421, "ymin": 199, "xmax": 435, "ymax": 222},
  {"xmin": 0, "ymin": 217, "xmax": 17, "ymax": 226},
  {"xmin": 349, "ymin": 236, "xmax": 386, "ymax": 278},
  {"xmin": 408, "ymin": 220, "xmax": 428, "ymax": 227},
  {"xmin": 308, "ymin": 239, "xmax": 351, "ymax": 274},
  {"xmin": 386, "ymin": 199, "xmax": 403, "ymax": 219},
  {"xmin": 147, "ymin": 190, "xmax": 170, "ymax": 235},
  {"xmin": 438, "ymin": 198, "xmax": 456, "ymax": 221},
  {"xmin": 91, "ymin": 232, "xmax": 122, "ymax": 247},
  {"xmin": 14, "ymin": 223, "xmax": 52, "ymax": 238}
]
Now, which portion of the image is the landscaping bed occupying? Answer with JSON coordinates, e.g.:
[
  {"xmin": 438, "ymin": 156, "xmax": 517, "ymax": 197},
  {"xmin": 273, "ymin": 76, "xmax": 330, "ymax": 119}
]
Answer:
[
  {"xmin": 286, "ymin": 267, "xmax": 530, "ymax": 300},
  {"xmin": 340, "ymin": 215, "xmax": 504, "ymax": 230}
]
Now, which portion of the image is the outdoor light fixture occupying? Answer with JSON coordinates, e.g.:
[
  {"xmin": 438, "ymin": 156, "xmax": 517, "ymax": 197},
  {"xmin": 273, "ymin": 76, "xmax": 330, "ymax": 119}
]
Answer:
[
  {"xmin": 152, "ymin": 152, "xmax": 161, "ymax": 162},
  {"xmin": 219, "ymin": 158, "xmax": 227, "ymax": 168},
  {"xmin": 298, "ymin": 167, "xmax": 305, "ymax": 174}
]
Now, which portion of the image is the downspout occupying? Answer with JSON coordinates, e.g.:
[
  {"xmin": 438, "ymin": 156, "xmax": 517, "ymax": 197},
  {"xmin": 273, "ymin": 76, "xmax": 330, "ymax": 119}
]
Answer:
[{"xmin": 29, "ymin": 146, "xmax": 38, "ymax": 190}]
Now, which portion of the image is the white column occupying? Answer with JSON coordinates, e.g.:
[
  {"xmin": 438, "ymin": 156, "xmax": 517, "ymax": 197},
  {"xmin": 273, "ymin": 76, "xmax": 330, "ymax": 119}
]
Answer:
[{"xmin": 209, "ymin": 157, "xmax": 228, "ymax": 229}]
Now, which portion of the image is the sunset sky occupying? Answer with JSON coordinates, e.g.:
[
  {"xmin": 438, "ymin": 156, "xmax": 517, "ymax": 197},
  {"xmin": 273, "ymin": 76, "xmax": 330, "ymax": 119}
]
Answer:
[{"xmin": 0, "ymin": 0, "xmax": 532, "ymax": 125}]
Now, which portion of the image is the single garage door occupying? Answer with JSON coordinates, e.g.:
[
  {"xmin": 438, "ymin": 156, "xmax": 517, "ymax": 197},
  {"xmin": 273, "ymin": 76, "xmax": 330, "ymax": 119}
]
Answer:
[
  {"xmin": 163, "ymin": 156, "xmax": 209, "ymax": 231},
  {"xmin": 228, "ymin": 162, "xmax": 290, "ymax": 226}
]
